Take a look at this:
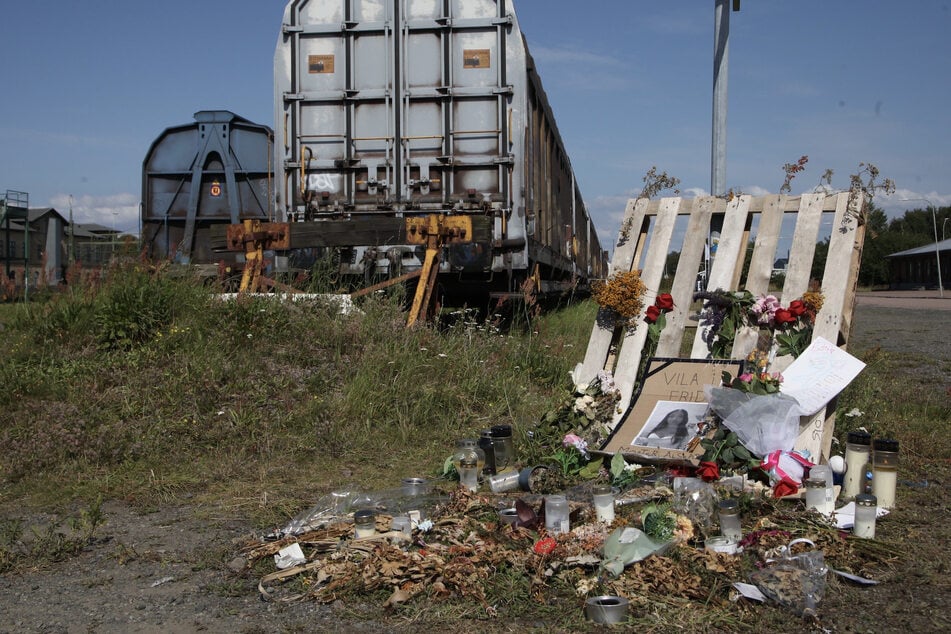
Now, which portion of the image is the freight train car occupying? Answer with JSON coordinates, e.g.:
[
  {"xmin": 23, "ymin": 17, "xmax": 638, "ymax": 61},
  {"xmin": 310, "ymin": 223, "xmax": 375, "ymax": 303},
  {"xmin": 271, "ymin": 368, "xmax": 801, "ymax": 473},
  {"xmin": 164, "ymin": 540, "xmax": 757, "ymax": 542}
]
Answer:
[
  {"xmin": 142, "ymin": 110, "xmax": 273, "ymax": 264},
  {"xmin": 273, "ymin": 0, "xmax": 606, "ymax": 300}
]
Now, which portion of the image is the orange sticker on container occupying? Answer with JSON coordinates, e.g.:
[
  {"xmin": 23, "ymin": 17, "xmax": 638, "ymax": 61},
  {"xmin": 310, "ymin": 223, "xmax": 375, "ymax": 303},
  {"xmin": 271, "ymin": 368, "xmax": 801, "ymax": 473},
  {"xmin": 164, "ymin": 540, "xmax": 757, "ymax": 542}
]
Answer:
[
  {"xmin": 308, "ymin": 55, "xmax": 335, "ymax": 74},
  {"xmin": 210, "ymin": 181, "xmax": 222, "ymax": 197},
  {"xmin": 462, "ymin": 49, "xmax": 490, "ymax": 69}
]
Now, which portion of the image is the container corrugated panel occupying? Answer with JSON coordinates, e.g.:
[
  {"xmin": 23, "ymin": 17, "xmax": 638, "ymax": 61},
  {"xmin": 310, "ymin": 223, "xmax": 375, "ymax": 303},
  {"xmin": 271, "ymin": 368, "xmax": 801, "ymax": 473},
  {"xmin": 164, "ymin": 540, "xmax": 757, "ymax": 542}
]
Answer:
[
  {"xmin": 142, "ymin": 111, "xmax": 273, "ymax": 264},
  {"xmin": 275, "ymin": 0, "xmax": 604, "ymax": 287}
]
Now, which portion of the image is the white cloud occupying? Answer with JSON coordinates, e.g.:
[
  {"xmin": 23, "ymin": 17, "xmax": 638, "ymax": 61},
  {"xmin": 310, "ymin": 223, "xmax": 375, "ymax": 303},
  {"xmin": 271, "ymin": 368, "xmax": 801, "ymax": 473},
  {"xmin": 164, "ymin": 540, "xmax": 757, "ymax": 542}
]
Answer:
[
  {"xmin": 49, "ymin": 192, "xmax": 140, "ymax": 234},
  {"xmin": 876, "ymin": 189, "xmax": 951, "ymax": 219}
]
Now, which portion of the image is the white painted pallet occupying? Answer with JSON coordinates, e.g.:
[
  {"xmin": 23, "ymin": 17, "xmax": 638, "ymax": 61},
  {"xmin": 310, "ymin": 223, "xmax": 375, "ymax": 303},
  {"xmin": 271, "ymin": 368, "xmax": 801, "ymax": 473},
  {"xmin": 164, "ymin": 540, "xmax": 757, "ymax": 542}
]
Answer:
[{"xmin": 575, "ymin": 191, "xmax": 866, "ymax": 462}]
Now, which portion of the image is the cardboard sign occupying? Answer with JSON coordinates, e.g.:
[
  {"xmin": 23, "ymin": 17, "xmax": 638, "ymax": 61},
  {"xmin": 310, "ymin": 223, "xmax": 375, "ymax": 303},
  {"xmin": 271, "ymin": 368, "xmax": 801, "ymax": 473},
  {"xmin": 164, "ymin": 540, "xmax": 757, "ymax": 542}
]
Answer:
[{"xmin": 600, "ymin": 358, "xmax": 743, "ymax": 464}]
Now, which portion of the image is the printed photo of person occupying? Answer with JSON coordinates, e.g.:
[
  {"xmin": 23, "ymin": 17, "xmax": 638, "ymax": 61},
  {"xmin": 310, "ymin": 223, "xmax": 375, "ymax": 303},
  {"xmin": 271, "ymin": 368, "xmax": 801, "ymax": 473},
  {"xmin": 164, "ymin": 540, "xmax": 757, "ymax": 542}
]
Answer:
[{"xmin": 632, "ymin": 401, "xmax": 708, "ymax": 450}]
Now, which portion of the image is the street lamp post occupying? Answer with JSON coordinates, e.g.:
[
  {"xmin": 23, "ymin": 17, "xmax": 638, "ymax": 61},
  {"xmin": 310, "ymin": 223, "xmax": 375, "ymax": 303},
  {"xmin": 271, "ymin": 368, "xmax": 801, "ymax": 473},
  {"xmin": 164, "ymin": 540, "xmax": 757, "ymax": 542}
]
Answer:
[
  {"xmin": 899, "ymin": 198, "xmax": 944, "ymax": 298},
  {"xmin": 930, "ymin": 204, "xmax": 944, "ymax": 298}
]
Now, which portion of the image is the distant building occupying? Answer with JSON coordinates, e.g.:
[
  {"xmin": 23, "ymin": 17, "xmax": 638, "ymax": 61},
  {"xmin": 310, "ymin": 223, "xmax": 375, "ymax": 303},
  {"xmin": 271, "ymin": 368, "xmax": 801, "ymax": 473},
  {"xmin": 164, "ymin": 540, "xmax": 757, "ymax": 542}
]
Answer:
[
  {"xmin": 0, "ymin": 197, "xmax": 128, "ymax": 290},
  {"xmin": 884, "ymin": 239, "xmax": 951, "ymax": 290}
]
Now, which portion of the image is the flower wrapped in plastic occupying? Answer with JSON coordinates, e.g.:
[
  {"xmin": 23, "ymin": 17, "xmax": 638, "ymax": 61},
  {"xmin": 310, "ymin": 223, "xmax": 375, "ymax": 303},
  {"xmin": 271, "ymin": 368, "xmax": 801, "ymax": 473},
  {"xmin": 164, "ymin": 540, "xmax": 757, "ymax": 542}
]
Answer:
[{"xmin": 703, "ymin": 382, "xmax": 804, "ymax": 459}]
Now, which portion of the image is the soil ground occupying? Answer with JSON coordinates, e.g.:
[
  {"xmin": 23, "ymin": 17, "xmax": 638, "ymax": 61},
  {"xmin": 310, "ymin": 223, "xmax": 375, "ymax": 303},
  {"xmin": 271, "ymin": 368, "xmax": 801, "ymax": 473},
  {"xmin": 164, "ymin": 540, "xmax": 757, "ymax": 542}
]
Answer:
[{"xmin": 0, "ymin": 292, "xmax": 948, "ymax": 633}]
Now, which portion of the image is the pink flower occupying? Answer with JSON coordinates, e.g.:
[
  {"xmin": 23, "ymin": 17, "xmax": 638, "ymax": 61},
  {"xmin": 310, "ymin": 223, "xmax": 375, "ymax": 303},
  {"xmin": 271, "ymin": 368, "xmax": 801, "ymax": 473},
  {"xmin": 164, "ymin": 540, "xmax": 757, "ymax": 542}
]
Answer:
[
  {"xmin": 738, "ymin": 372, "xmax": 754, "ymax": 383},
  {"xmin": 751, "ymin": 294, "xmax": 781, "ymax": 326},
  {"xmin": 563, "ymin": 433, "xmax": 589, "ymax": 459}
]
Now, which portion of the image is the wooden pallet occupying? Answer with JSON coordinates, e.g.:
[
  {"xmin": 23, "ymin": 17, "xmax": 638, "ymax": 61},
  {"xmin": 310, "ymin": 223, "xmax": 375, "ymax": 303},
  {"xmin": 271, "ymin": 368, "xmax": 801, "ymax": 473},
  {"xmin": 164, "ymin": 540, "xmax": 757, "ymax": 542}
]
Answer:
[{"xmin": 574, "ymin": 191, "xmax": 866, "ymax": 462}]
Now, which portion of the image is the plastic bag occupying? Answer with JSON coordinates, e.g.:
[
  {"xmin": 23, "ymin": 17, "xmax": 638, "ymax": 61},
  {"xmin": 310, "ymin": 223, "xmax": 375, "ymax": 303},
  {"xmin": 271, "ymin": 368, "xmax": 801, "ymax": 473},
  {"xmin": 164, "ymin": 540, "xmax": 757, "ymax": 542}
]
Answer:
[
  {"xmin": 672, "ymin": 477, "xmax": 716, "ymax": 531},
  {"xmin": 705, "ymin": 386, "xmax": 803, "ymax": 456},
  {"xmin": 749, "ymin": 538, "xmax": 828, "ymax": 617},
  {"xmin": 601, "ymin": 526, "xmax": 670, "ymax": 577}
]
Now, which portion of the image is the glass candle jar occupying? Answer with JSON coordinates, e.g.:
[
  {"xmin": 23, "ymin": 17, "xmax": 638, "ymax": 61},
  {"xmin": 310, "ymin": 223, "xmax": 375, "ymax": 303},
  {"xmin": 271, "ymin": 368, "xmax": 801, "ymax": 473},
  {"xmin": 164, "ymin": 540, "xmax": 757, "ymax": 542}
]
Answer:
[
  {"xmin": 591, "ymin": 485, "xmax": 615, "ymax": 523},
  {"xmin": 391, "ymin": 515, "xmax": 412, "ymax": 538},
  {"xmin": 717, "ymin": 498, "xmax": 742, "ymax": 542},
  {"xmin": 487, "ymin": 470, "xmax": 521, "ymax": 493},
  {"xmin": 808, "ymin": 465, "xmax": 835, "ymax": 514},
  {"xmin": 354, "ymin": 510, "xmax": 376, "ymax": 538},
  {"xmin": 853, "ymin": 493, "xmax": 877, "ymax": 538},
  {"xmin": 871, "ymin": 439, "xmax": 899, "ymax": 509},
  {"xmin": 843, "ymin": 431, "xmax": 872, "ymax": 499},
  {"xmin": 401, "ymin": 477, "xmax": 429, "ymax": 497},
  {"xmin": 491, "ymin": 424, "xmax": 514, "ymax": 471},
  {"xmin": 452, "ymin": 439, "xmax": 485, "ymax": 491},
  {"xmin": 804, "ymin": 477, "xmax": 829, "ymax": 515},
  {"xmin": 545, "ymin": 494, "xmax": 570, "ymax": 535},
  {"xmin": 479, "ymin": 429, "xmax": 497, "ymax": 475}
]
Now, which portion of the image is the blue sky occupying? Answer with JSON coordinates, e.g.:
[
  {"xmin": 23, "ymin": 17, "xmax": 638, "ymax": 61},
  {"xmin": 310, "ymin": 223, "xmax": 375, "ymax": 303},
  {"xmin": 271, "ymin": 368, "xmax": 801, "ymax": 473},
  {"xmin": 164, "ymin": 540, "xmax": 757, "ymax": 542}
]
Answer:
[{"xmin": 1, "ymin": 1, "xmax": 948, "ymax": 248}]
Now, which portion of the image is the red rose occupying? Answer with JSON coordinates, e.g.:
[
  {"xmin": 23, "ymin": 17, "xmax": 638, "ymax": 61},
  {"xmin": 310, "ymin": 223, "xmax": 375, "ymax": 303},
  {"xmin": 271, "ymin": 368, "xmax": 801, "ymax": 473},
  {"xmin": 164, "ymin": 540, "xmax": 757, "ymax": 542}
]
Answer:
[
  {"xmin": 533, "ymin": 537, "xmax": 557, "ymax": 555},
  {"xmin": 773, "ymin": 479, "xmax": 799, "ymax": 498},
  {"xmin": 655, "ymin": 293, "xmax": 675, "ymax": 311},
  {"xmin": 773, "ymin": 308, "xmax": 796, "ymax": 325},
  {"xmin": 669, "ymin": 466, "xmax": 694, "ymax": 478},
  {"xmin": 788, "ymin": 300, "xmax": 807, "ymax": 317},
  {"xmin": 696, "ymin": 461, "xmax": 720, "ymax": 482},
  {"xmin": 645, "ymin": 305, "xmax": 661, "ymax": 323}
]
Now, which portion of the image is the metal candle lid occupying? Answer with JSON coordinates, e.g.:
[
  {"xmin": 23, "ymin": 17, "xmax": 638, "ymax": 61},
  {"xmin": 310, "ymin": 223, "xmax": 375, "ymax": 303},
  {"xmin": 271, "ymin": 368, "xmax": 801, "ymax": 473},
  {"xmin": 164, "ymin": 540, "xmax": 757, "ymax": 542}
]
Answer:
[
  {"xmin": 873, "ymin": 438, "xmax": 899, "ymax": 453},
  {"xmin": 855, "ymin": 493, "xmax": 877, "ymax": 507},
  {"xmin": 718, "ymin": 498, "xmax": 739, "ymax": 514},
  {"xmin": 354, "ymin": 509, "xmax": 376, "ymax": 522},
  {"xmin": 847, "ymin": 431, "xmax": 872, "ymax": 445}
]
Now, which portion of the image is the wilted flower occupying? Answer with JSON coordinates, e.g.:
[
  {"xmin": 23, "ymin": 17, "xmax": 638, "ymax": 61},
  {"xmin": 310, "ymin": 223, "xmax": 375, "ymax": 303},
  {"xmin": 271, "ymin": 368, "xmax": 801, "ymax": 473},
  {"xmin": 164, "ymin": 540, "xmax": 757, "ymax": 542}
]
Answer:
[{"xmin": 533, "ymin": 537, "xmax": 557, "ymax": 555}]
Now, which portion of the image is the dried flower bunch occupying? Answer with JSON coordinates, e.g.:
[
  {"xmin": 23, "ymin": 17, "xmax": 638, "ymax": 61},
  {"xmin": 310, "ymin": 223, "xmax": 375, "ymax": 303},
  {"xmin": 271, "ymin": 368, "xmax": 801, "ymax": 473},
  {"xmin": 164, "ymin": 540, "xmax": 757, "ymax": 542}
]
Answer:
[{"xmin": 591, "ymin": 270, "xmax": 647, "ymax": 324}]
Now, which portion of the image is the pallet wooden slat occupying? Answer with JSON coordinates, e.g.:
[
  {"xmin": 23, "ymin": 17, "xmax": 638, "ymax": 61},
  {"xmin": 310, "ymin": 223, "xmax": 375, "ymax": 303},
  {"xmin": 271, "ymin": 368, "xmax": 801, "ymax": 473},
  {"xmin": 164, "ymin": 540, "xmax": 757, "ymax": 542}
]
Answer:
[
  {"xmin": 655, "ymin": 197, "xmax": 716, "ymax": 357},
  {"xmin": 608, "ymin": 197, "xmax": 682, "ymax": 425},
  {"xmin": 574, "ymin": 197, "xmax": 649, "ymax": 385}
]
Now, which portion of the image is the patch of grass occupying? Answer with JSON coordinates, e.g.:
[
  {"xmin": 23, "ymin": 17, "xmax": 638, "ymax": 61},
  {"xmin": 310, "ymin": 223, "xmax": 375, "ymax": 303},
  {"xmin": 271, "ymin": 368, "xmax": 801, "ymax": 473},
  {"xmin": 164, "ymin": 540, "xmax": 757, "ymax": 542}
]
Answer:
[
  {"xmin": 0, "ymin": 497, "xmax": 104, "ymax": 572},
  {"xmin": 0, "ymin": 265, "xmax": 591, "ymax": 524}
]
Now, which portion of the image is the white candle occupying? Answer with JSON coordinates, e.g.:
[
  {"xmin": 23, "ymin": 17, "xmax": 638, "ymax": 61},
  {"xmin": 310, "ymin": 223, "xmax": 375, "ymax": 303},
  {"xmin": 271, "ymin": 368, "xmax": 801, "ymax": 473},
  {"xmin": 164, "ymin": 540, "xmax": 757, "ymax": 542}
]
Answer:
[
  {"xmin": 844, "ymin": 442, "xmax": 871, "ymax": 498},
  {"xmin": 853, "ymin": 494, "xmax": 877, "ymax": 538},
  {"xmin": 871, "ymin": 465, "xmax": 898, "ymax": 509}
]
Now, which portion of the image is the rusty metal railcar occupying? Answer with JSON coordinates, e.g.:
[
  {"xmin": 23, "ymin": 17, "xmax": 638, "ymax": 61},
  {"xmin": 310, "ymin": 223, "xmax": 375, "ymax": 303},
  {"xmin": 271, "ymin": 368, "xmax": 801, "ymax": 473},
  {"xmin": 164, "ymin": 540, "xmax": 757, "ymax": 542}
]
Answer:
[{"xmin": 274, "ymin": 0, "xmax": 606, "ymax": 299}]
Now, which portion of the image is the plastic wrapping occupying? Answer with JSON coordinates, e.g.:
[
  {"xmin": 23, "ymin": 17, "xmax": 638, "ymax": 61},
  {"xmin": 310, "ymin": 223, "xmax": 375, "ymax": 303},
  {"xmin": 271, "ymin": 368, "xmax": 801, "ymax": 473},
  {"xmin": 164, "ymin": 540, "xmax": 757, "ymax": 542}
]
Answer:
[
  {"xmin": 705, "ymin": 386, "xmax": 803, "ymax": 456},
  {"xmin": 749, "ymin": 538, "xmax": 828, "ymax": 617},
  {"xmin": 601, "ymin": 526, "xmax": 670, "ymax": 577},
  {"xmin": 279, "ymin": 487, "xmax": 447, "ymax": 537},
  {"xmin": 672, "ymin": 477, "xmax": 717, "ymax": 530}
]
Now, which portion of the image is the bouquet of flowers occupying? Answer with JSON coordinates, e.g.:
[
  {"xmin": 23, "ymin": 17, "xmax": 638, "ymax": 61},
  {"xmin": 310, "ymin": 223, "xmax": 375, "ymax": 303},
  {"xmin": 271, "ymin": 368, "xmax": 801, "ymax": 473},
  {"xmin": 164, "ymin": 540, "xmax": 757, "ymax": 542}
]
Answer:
[{"xmin": 704, "ymin": 371, "xmax": 804, "ymax": 459}]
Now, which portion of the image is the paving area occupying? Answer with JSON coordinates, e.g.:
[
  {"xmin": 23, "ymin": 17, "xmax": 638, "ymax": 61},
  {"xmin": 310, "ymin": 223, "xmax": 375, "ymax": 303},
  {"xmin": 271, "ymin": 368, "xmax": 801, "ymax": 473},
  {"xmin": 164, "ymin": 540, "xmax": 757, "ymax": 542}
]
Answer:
[{"xmin": 855, "ymin": 289, "xmax": 951, "ymax": 311}]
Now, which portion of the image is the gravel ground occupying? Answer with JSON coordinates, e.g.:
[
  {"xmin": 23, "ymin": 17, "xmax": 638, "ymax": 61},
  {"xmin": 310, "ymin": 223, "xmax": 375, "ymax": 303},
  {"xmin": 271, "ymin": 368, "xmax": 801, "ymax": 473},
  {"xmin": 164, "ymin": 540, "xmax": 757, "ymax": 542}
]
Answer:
[{"xmin": 0, "ymin": 297, "xmax": 947, "ymax": 633}]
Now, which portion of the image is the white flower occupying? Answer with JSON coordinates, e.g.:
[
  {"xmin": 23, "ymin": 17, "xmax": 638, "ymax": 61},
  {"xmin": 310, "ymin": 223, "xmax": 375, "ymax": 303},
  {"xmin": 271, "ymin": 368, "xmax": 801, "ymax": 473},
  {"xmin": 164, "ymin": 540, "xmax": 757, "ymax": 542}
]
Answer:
[
  {"xmin": 417, "ymin": 519, "xmax": 434, "ymax": 533},
  {"xmin": 845, "ymin": 408, "xmax": 864, "ymax": 418}
]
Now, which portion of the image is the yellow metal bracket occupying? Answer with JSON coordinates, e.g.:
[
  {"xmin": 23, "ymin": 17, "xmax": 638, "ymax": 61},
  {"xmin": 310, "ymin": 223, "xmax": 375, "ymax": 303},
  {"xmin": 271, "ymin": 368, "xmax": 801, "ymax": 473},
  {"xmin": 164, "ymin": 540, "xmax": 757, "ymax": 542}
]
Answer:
[
  {"xmin": 404, "ymin": 215, "xmax": 473, "ymax": 326},
  {"xmin": 226, "ymin": 220, "xmax": 290, "ymax": 292}
]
